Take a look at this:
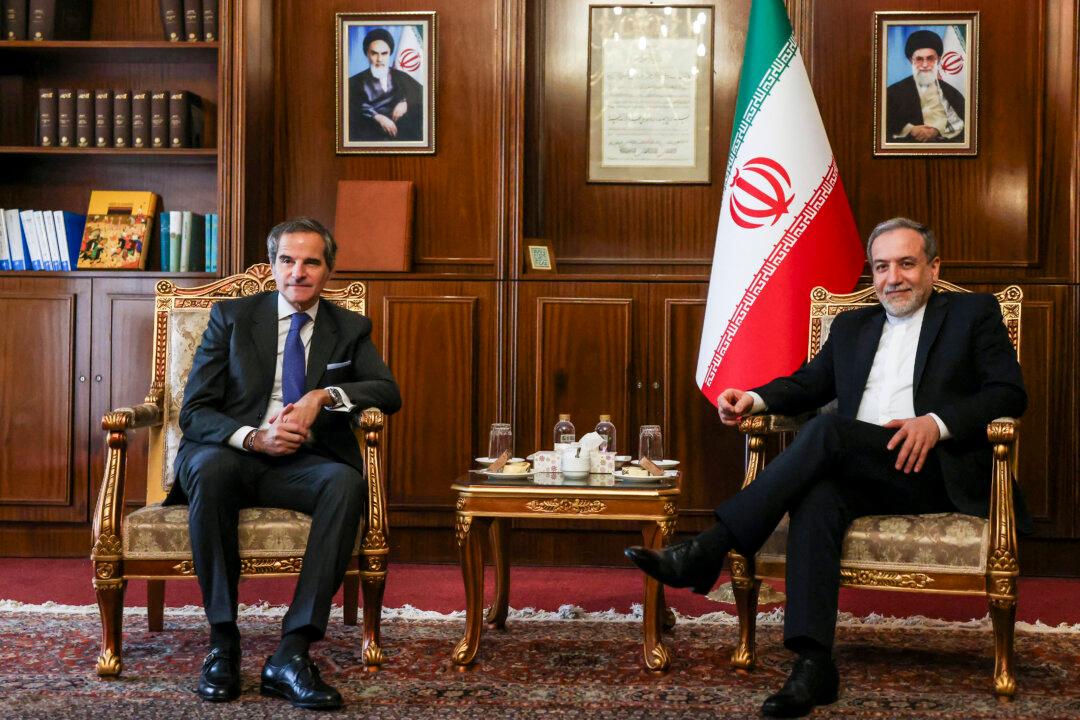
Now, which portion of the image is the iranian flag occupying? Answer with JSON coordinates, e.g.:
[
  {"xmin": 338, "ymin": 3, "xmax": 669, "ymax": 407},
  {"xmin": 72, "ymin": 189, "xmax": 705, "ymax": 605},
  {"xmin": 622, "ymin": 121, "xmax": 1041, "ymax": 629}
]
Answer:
[
  {"xmin": 394, "ymin": 25, "xmax": 426, "ymax": 82},
  {"xmin": 695, "ymin": 0, "xmax": 864, "ymax": 405}
]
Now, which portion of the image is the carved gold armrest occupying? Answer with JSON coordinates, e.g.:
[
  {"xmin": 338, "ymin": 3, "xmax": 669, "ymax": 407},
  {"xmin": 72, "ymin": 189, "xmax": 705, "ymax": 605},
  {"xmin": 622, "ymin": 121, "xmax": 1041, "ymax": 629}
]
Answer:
[
  {"xmin": 737, "ymin": 413, "xmax": 810, "ymax": 435},
  {"xmin": 354, "ymin": 408, "xmax": 389, "ymax": 554},
  {"xmin": 987, "ymin": 417, "xmax": 1018, "ymax": 443}
]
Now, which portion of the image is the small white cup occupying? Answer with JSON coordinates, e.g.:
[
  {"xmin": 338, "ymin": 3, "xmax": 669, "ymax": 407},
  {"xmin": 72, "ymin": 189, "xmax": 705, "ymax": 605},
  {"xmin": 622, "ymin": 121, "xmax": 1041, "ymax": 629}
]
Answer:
[{"xmin": 561, "ymin": 453, "xmax": 590, "ymax": 478}]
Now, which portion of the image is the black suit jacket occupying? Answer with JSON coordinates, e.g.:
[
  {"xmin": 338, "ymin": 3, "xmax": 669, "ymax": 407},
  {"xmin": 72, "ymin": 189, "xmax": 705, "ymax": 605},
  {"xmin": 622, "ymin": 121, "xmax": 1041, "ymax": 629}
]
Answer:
[
  {"xmin": 168, "ymin": 291, "xmax": 402, "ymax": 504},
  {"xmin": 885, "ymin": 75, "xmax": 966, "ymax": 142},
  {"xmin": 753, "ymin": 292, "xmax": 1030, "ymax": 532}
]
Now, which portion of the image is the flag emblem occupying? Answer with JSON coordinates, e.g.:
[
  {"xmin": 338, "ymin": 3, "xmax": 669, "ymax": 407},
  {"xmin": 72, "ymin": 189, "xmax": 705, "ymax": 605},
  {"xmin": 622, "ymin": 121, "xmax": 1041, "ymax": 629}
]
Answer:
[
  {"xmin": 940, "ymin": 50, "xmax": 964, "ymax": 75},
  {"xmin": 728, "ymin": 157, "xmax": 794, "ymax": 229},
  {"xmin": 398, "ymin": 48, "xmax": 421, "ymax": 72}
]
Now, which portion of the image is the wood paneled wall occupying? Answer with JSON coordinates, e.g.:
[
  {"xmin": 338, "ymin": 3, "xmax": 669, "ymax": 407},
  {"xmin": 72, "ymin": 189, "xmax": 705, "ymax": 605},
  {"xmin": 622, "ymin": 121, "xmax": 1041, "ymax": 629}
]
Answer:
[{"xmin": 252, "ymin": 0, "xmax": 1079, "ymax": 574}]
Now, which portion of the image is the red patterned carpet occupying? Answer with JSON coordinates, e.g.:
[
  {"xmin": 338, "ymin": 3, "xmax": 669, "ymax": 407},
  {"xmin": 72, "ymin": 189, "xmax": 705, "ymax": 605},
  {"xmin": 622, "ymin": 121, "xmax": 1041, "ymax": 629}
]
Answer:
[{"xmin": 1, "ymin": 605, "xmax": 1078, "ymax": 719}]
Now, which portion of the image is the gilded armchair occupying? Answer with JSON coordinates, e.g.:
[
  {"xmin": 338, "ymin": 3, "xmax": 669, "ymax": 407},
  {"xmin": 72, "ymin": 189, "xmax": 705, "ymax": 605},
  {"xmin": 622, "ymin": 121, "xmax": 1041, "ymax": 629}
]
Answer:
[
  {"xmin": 91, "ymin": 264, "xmax": 391, "ymax": 677},
  {"xmin": 727, "ymin": 280, "xmax": 1023, "ymax": 697}
]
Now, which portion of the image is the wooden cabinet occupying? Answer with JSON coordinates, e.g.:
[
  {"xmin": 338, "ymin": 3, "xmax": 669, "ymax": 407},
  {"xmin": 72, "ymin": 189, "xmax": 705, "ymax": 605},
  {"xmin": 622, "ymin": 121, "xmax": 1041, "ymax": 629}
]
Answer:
[{"xmin": 0, "ymin": 1, "xmax": 243, "ymax": 554}]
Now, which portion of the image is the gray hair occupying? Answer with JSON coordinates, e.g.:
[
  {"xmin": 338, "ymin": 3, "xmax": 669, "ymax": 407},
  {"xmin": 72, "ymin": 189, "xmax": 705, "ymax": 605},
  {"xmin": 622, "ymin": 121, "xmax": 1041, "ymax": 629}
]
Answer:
[
  {"xmin": 266, "ymin": 217, "xmax": 337, "ymax": 270},
  {"xmin": 866, "ymin": 217, "xmax": 938, "ymax": 263}
]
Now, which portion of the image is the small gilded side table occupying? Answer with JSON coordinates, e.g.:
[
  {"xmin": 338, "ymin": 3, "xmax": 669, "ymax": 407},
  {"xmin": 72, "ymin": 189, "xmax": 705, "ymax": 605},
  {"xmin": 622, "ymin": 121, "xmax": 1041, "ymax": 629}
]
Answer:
[{"xmin": 450, "ymin": 471, "xmax": 681, "ymax": 672}]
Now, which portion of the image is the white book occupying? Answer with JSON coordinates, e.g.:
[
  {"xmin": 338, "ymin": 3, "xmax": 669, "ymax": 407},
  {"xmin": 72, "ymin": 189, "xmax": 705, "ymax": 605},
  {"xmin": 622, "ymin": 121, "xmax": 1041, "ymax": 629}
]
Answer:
[
  {"xmin": 19, "ymin": 210, "xmax": 44, "ymax": 271},
  {"xmin": 4, "ymin": 209, "xmax": 26, "ymax": 270},
  {"xmin": 39, "ymin": 210, "xmax": 62, "ymax": 271},
  {"xmin": 0, "ymin": 209, "xmax": 10, "ymax": 270},
  {"xmin": 52, "ymin": 210, "xmax": 72, "ymax": 271},
  {"xmin": 179, "ymin": 210, "xmax": 192, "ymax": 272}
]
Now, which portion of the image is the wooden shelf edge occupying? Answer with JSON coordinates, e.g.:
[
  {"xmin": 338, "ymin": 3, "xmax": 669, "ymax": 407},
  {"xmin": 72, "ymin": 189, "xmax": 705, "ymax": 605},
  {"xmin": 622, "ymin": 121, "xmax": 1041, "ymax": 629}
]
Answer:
[
  {"xmin": 0, "ymin": 40, "xmax": 219, "ymax": 50},
  {"xmin": 0, "ymin": 146, "xmax": 217, "ymax": 157}
]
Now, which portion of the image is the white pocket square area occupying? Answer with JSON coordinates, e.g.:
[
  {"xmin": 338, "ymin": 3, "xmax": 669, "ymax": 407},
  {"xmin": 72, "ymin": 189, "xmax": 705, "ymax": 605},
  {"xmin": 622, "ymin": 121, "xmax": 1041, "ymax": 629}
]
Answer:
[{"xmin": 326, "ymin": 360, "xmax": 351, "ymax": 370}]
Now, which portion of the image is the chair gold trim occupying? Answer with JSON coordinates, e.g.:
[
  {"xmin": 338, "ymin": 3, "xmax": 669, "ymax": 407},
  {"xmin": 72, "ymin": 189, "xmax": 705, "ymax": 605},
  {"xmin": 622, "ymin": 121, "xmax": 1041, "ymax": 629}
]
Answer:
[
  {"xmin": 91, "ymin": 264, "xmax": 391, "ymax": 677},
  {"xmin": 726, "ymin": 281, "xmax": 1023, "ymax": 697}
]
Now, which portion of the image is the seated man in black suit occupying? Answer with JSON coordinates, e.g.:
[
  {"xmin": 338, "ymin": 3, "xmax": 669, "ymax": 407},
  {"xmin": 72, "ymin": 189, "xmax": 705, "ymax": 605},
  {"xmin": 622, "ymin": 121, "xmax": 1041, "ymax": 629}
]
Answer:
[
  {"xmin": 627, "ymin": 217, "xmax": 1027, "ymax": 718},
  {"xmin": 168, "ymin": 217, "xmax": 401, "ymax": 709}
]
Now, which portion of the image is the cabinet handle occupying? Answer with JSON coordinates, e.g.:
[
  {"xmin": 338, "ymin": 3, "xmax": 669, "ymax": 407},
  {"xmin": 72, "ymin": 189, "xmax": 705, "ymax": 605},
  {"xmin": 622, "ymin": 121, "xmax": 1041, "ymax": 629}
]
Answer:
[
  {"xmin": 94, "ymin": 374, "xmax": 102, "ymax": 383},
  {"xmin": 652, "ymin": 381, "xmax": 660, "ymax": 390},
  {"xmin": 636, "ymin": 381, "xmax": 643, "ymax": 390},
  {"xmin": 78, "ymin": 375, "xmax": 86, "ymax": 383}
]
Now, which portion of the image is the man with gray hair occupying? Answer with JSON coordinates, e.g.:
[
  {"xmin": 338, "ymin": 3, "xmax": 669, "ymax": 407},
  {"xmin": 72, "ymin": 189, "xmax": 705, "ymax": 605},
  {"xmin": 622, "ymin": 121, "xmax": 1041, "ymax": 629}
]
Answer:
[
  {"xmin": 168, "ymin": 217, "xmax": 401, "ymax": 708},
  {"xmin": 627, "ymin": 217, "xmax": 1027, "ymax": 717}
]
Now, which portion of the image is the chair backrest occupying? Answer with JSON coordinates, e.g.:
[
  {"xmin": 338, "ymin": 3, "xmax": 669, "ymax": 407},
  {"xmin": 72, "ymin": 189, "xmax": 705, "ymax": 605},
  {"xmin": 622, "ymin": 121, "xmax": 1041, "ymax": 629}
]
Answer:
[
  {"xmin": 808, "ymin": 280, "xmax": 1022, "ymax": 362},
  {"xmin": 144, "ymin": 264, "xmax": 368, "ymax": 505}
]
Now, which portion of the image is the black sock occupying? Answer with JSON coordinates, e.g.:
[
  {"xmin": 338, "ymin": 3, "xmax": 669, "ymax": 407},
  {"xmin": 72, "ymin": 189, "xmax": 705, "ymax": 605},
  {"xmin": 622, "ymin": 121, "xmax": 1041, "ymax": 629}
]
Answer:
[
  {"xmin": 696, "ymin": 520, "xmax": 735, "ymax": 557},
  {"xmin": 271, "ymin": 627, "xmax": 318, "ymax": 664},
  {"xmin": 210, "ymin": 621, "xmax": 240, "ymax": 653},
  {"xmin": 789, "ymin": 637, "xmax": 831, "ymax": 664}
]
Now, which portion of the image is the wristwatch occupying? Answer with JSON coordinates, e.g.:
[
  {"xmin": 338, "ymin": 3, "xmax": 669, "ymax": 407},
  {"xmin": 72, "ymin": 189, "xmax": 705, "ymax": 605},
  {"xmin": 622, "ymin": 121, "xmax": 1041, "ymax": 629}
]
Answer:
[{"xmin": 325, "ymin": 386, "xmax": 345, "ymax": 409}]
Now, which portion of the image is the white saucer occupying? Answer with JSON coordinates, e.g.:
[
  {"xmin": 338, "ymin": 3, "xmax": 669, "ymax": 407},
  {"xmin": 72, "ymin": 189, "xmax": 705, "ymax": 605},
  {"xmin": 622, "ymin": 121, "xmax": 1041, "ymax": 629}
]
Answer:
[
  {"xmin": 477, "ymin": 469, "xmax": 535, "ymax": 478},
  {"xmin": 630, "ymin": 459, "xmax": 679, "ymax": 469},
  {"xmin": 475, "ymin": 456, "xmax": 525, "ymax": 465}
]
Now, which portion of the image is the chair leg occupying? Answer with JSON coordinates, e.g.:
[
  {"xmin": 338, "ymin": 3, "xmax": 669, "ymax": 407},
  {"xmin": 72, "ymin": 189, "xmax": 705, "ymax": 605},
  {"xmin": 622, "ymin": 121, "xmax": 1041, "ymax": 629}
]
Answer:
[
  {"xmin": 146, "ymin": 580, "xmax": 165, "ymax": 631},
  {"xmin": 989, "ymin": 597, "xmax": 1017, "ymax": 698},
  {"xmin": 343, "ymin": 573, "xmax": 360, "ymax": 626},
  {"xmin": 729, "ymin": 551, "xmax": 760, "ymax": 670},
  {"xmin": 95, "ymin": 577, "xmax": 127, "ymax": 677},
  {"xmin": 361, "ymin": 556, "xmax": 387, "ymax": 670}
]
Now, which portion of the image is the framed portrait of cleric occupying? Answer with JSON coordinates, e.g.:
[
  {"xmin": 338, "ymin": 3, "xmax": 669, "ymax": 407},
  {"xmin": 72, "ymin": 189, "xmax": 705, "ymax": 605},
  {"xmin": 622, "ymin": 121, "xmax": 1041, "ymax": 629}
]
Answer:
[
  {"xmin": 336, "ymin": 12, "xmax": 437, "ymax": 154},
  {"xmin": 586, "ymin": 5, "xmax": 714, "ymax": 183},
  {"xmin": 872, "ymin": 12, "xmax": 979, "ymax": 156}
]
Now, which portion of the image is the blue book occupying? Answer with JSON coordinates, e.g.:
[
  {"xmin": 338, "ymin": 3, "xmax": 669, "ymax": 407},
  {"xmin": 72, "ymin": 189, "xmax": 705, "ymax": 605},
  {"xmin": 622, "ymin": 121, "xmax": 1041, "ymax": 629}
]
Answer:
[
  {"xmin": 0, "ymin": 209, "xmax": 10, "ymax": 270},
  {"xmin": 19, "ymin": 210, "xmax": 42, "ymax": 271},
  {"xmin": 203, "ymin": 212, "xmax": 211, "ymax": 272},
  {"xmin": 213, "ymin": 213, "xmax": 219, "ymax": 271},
  {"xmin": 159, "ymin": 212, "xmax": 170, "ymax": 271},
  {"xmin": 4, "ymin": 209, "xmax": 26, "ymax": 271},
  {"xmin": 53, "ymin": 211, "xmax": 86, "ymax": 271}
]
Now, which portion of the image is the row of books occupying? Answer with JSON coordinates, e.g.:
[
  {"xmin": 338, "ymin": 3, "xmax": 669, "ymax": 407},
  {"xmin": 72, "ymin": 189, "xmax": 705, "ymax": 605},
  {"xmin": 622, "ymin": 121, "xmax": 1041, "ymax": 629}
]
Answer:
[
  {"xmin": 1, "ymin": 0, "xmax": 91, "ymax": 41},
  {"xmin": 38, "ymin": 88, "xmax": 203, "ymax": 149},
  {"xmin": 160, "ymin": 211, "xmax": 218, "ymax": 272},
  {"xmin": 160, "ymin": 0, "xmax": 218, "ymax": 42},
  {"xmin": 0, "ymin": 208, "xmax": 85, "ymax": 271}
]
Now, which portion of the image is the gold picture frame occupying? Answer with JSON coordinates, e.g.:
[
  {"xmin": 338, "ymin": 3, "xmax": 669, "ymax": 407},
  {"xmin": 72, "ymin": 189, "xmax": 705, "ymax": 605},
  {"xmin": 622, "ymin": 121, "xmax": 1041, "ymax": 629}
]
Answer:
[
  {"xmin": 336, "ymin": 12, "xmax": 437, "ymax": 155},
  {"xmin": 872, "ymin": 11, "xmax": 978, "ymax": 156}
]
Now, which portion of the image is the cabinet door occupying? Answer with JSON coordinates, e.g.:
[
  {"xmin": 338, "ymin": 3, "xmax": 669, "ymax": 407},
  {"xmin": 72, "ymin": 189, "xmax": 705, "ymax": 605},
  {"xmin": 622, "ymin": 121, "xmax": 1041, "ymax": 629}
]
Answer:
[
  {"xmin": 514, "ymin": 281, "xmax": 646, "ymax": 456},
  {"xmin": 648, "ymin": 284, "xmax": 747, "ymax": 529},
  {"xmin": 0, "ymin": 278, "xmax": 91, "ymax": 522},
  {"xmin": 356, "ymin": 280, "xmax": 500, "ymax": 509}
]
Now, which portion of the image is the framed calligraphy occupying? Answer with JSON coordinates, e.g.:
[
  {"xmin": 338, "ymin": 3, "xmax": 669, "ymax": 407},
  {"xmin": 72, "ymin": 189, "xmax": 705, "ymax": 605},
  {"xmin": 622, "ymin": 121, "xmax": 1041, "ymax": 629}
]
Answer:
[
  {"xmin": 336, "ymin": 12, "xmax": 437, "ymax": 154},
  {"xmin": 587, "ymin": 5, "xmax": 713, "ymax": 183},
  {"xmin": 872, "ymin": 11, "xmax": 978, "ymax": 156}
]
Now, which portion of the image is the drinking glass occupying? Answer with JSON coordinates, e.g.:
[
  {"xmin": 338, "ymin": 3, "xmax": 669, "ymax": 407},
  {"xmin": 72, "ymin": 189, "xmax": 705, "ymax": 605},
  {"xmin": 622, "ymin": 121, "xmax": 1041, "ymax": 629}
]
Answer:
[
  {"xmin": 638, "ymin": 425, "xmax": 664, "ymax": 462},
  {"xmin": 487, "ymin": 423, "xmax": 513, "ymax": 460}
]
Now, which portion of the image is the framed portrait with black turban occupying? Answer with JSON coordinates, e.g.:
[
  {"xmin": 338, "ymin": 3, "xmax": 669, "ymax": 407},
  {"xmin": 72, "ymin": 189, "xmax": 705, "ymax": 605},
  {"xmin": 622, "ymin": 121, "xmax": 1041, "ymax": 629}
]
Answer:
[
  {"xmin": 872, "ymin": 11, "xmax": 978, "ymax": 156},
  {"xmin": 336, "ymin": 12, "xmax": 436, "ymax": 154}
]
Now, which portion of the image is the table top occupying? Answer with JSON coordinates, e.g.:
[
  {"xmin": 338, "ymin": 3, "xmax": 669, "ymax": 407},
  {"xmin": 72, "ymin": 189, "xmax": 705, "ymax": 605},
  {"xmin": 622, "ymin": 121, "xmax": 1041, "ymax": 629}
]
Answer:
[{"xmin": 452, "ymin": 470, "xmax": 679, "ymax": 496}]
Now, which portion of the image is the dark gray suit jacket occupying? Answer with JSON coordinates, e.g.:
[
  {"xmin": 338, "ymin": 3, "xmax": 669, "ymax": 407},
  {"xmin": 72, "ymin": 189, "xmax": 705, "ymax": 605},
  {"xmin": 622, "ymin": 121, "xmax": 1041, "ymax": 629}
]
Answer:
[
  {"xmin": 168, "ymin": 291, "xmax": 401, "ymax": 504},
  {"xmin": 753, "ymin": 291, "xmax": 1030, "ymax": 532}
]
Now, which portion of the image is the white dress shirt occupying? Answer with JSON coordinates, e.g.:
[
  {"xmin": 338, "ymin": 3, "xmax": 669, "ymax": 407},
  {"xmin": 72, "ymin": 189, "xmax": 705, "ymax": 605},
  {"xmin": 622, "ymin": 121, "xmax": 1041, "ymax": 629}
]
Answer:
[
  {"xmin": 228, "ymin": 295, "xmax": 354, "ymax": 451},
  {"xmin": 746, "ymin": 303, "xmax": 950, "ymax": 438}
]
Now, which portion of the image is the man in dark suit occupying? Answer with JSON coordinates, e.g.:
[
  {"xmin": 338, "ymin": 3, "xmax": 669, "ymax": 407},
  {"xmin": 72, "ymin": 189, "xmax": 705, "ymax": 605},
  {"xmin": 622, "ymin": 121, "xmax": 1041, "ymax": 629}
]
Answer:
[
  {"xmin": 169, "ymin": 217, "xmax": 401, "ymax": 708},
  {"xmin": 626, "ymin": 217, "xmax": 1027, "ymax": 718},
  {"xmin": 885, "ymin": 30, "xmax": 965, "ymax": 143}
]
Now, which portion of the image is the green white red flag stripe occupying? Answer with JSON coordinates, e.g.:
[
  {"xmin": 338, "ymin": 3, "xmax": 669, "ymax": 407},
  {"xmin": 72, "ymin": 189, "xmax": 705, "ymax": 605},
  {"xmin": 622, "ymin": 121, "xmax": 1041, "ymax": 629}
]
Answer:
[{"xmin": 696, "ymin": 0, "xmax": 863, "ymax": 404}]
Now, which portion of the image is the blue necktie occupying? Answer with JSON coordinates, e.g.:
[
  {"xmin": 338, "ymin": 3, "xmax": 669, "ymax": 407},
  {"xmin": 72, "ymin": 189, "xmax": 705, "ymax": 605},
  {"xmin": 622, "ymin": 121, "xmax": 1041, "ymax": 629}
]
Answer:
[{"xmin": 282, "ymin": 312, "xmax": 311, "ymax": 405}]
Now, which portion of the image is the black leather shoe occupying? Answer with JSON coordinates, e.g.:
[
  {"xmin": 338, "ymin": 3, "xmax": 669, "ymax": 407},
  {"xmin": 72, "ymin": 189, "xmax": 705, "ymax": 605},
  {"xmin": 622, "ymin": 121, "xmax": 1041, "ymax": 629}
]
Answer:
[
  {"xmin": 761, "ymin": 656, "xmax": 840, "ymax": 718},
  {"xmin": 260, "ymin": 653, "xmax": 343, "ymax": 710},
  {"xmin": 197, "ymin": 646, "xmax": 241, "ymax": 702},
  {"xmin": 623, "ymin": 539, "xmax": 723, "ymax": 594}
]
